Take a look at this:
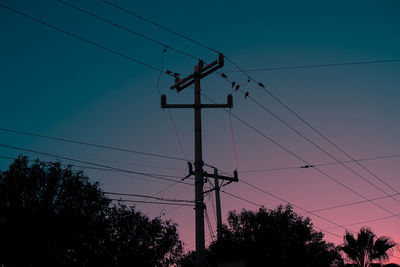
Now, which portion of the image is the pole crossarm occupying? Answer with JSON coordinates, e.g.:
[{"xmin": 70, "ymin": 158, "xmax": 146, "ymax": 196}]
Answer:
[
  {"xmin": 170, "ymin": 54, "xmax": 224, "ymax": 92},
  {"xmin": 161, "ymin": 95, "xmax": 233, "ymax": 109},
  {"xmin": 186, "ymin": 162, "xmax": 238, "ymax": 183}
]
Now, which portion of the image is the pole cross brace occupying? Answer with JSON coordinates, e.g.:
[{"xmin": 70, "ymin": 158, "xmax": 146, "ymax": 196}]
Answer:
[
  {"xmin": 161, "ymin": 94, "xmax": 233, "ymax": 109},
  {"xmin": 171, "ymin": 54, "xmax": 224, "ymax": 92}
]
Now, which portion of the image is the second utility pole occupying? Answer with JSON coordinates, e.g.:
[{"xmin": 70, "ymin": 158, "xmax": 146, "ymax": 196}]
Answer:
[{"xmin": 161, "ymin": 54, "xmax": 232, "ymax": 267}]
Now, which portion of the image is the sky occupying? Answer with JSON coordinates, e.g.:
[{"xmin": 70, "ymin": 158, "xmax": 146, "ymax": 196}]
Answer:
[{"xmin": 1, "ymin": 0, "xmax": 400, "ymax": 263}]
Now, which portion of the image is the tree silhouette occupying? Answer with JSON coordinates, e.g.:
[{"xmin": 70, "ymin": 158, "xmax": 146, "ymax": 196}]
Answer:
[
  {"xmin": 0, "ymin": 156, "xmax": 182, "ymax": 267},
  {"xmin": 340, "ymin": 227, "xmax": 395, "ymax": 267},
  {"xmin": 182, "ymin": 205, "xmax": 341, "ymax": 266}
]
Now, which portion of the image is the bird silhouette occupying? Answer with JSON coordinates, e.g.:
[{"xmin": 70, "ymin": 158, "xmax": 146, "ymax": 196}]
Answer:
[
  {"xmin": 300, "ymin": 164, "xmax": 314, "ymax": 168},
  {"xmin": 221, "ymin": 73, "xmax": 228, "ymax": 79},
  {"xmin": 245, "ymin": 92, "xmax": 249, "ymax": 98},
  {"xmin": 235, "ymin": 85, "xmax": 240, "ymax": 91},
  {"xmin": 232, "ymin": 81, "xmax": 236, "ymax": 88}
]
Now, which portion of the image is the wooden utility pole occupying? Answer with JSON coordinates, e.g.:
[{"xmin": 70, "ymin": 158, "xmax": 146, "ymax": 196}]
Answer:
[
  {"xmin": 203, "ymin": 168, "xmax": 238, "ymax": 241},
  {"xmin": 214, "ymin": 168, "xmax": 222, "ymax": 240},
  {"xmin": 161, "ymin": 54, "xmax": 236, "ymax": 267}
]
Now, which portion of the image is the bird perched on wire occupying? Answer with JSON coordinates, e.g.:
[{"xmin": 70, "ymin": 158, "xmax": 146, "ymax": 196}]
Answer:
[
  {"xmin": 235, "ymin": 85, "xmax": 240, "ymax": 91},
  {"xmin": 173, "ymin": 72, "xmax": 181, "ymax": 84},
  {"xmin": 245, "ymin": 92, "xmax": 249, "ymax": 98},
  {"xmin": 221, "ymin": 73, "xmax": 228, "ymax": 79},
  {"xmin": 300, "ymin": 164, "xmax": 314, "ymax": 168},
  {"xmin": 232, "ymin": 81, "xmax": 236, "ymax": 88}
]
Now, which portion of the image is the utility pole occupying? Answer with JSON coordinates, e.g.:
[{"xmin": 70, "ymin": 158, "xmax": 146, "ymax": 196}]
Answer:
[
  {"xmin": 161, "ymin": 54, "xmax": 236, "ymax": 267},
  {"xmin": 214, "ymin": 168, "xmax": 222, "ymax": 240},
  {"xmin": 202, "ymin": 168, "xmax": 238, "ymax": 241}
]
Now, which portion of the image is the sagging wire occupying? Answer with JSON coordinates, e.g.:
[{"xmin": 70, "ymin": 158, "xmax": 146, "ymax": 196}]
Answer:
[
  {"xmin": 157, "ymin": 47, "xmax": 189, "ymax": 161},
  {"xmin": 205, "ymin": 207, "xmax": 216, "ymax": 243}
]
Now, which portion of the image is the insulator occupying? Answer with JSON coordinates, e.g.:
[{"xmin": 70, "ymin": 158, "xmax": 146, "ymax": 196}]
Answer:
[
  {"xmin": 227, "ymin": 94, "xmax": 233, "ymax": 108},
  {"xmin": 161, "ymin": 94, "xmax": 167, "ymax": 108}
]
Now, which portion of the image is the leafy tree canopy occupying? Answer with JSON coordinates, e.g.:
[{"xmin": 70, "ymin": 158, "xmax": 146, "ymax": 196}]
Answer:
[
  {"xmin": 194, "ymin": 205, "xmax": 341, "ymax": 267},
  {"xmin": 0, "ymin": 156, "xmax": 182, "ymax": 267}
]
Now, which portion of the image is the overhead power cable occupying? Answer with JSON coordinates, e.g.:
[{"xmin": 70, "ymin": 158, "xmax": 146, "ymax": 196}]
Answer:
[
  {"xmin": 235, "ymin": 88, "xmax": 400, "ymax": 206},
  {"xmin": 0, "ymin": 143, "xmax": 192, "ymax": 186},
  {"xmin": 201, "ymin": 93, "xmax": 400, "ymax": 219},
  {"xmin": 100, "ymin": 0, "xmax": 220, "ymax": 54},
  {"xmin": 224, "ymin": 59, "xmax": 400, "ymax": 72},
  {"xmin": 222, "ymin": 190, "xmax": 262, "ymax": 208},
  {"xmin": 0, "ymin": 127, "xmax": 189, "ymax": 162},
  {"xmin": 105, "ymin": 191, "xmax": 194, "ymax": 203},
  {"xmin": 305, "ymin": 192, "xmax": 400, "ymax": 214},
  {"xmin": 254, "ymin": 81, "xmax": 400, "ymax": 202},
  {"xmin": 110, "ymin": 198, "xmax": 194, "ymax": 206},
  {"xmin": 0, "ymin": 2, "xmax": 174, "ymax": 76},
  {"xmin": 240, "ymin": 153, "xmax": 400, "ymax": 173},
  {"xmin": 58, "ymin": 0, "xmax": 199, "ymax": 61},
  {"xmin": 322, "ymin": 213, "xmax": 400, "ymax": 231}
]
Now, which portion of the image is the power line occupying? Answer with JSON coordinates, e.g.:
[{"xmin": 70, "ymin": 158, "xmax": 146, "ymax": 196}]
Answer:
[
  {"xmin": 224, "ymin": 59, "xmax": 400, "ymax": 72},
  {"xmin": 0, "ymin": 127, "xmax": 189, "ymax": 162},
  {"xmin": 251, "ymin": 80, "xmax": 400, "ymax": 204},
  {"xmin": 0, "ymin": 143, "xmax": 193, "ymax": 186},
  {"xmin": 0, "ymin": 2, "xmax": 172, "ymax": 76},
  {"xmin": 323, "ymin": 213, "xmax": 400, "ymax": 231},
  {"xmin": 240, "ymin": 153, "xmax": 400, "ymax": 173},
  {"xmin": 205, "ymin": 207, "xmax": 216, "ymax": 243},
  {"xmin": 105, "ymin": 191, "xmax": 194, "ymax": 203},
  {"xmin": 100, "ymin": 0, "xmax": 220, "ymax": 54},
  {"xmin": 305, "ymin": 192, "xmax": 400, "ymax": 214},
  {"xmin": 201, "ymin": 93, "xmax": 400, "ymax": 219},
  {"xmin": 110, "ymin": 198, "xmax": 194, "ymax": 206},
  {"xmin": 58, "ymin": 0, "xmax": 200, "ymax": 61},
  {"xmin": 222, "ymin": 190, "xmax": 262, "ymax": 208},
  {"xmin": 236, "ymin": 89, "xmax": 400, "ymax": 207},
  {"xmin": 0, "ymin": 154, "xmax": 196, "ymax": 192},
  {"xmin": 0, "ymin": 155, "xmax": 145, "ymax": 174}
]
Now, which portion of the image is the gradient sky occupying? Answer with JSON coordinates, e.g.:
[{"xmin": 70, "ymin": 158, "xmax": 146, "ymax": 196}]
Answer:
[{"xmin": 1, "ymin": 0, "xmax": 400, "ymax": 263}]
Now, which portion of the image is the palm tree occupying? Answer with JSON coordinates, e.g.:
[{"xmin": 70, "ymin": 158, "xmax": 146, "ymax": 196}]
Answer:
[{"xmin": 340, "ymin": 227, "xmax": 396, "ymax": 267}]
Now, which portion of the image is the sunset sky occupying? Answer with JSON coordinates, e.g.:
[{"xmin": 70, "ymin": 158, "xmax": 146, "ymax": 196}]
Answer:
[{"xmin": 1, "ymin": 0, "xmax": 400, "ymax": 263}]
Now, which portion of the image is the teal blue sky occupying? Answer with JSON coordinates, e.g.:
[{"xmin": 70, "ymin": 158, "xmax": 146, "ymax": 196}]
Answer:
[{"xmin": 1, "ymin": 0, "xmax": 400, "ymax": 262}]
